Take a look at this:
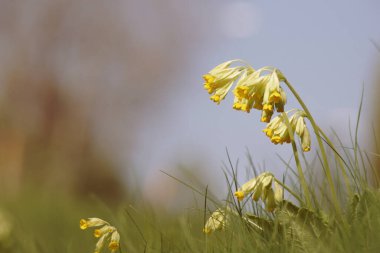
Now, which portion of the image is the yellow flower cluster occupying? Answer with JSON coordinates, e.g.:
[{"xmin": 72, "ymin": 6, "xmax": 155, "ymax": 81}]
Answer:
[
  {"xmin": 203, "ymin": 60, "xmax": 245, "ymax": 104},
  {"xmin": 234, "ymin": 172, "xmax": 283, "ymax": 212},
  {"xmin": 203, "ymin": 60, "xmax": 312, "ymax": 152},
  {"xmin": 203, "ymin": 60, "xmax": 286, "ymax": 123},
  {"xmin": 263, "ymin": 110, "xmax": 311, "ymax": 152},
  {"xmin": 203, "ymin": 208, "xmax": 228, "ymax": 234},
  {"xmin": 80, "ymin": 218, "xmax": 120, "ymax": 253}
]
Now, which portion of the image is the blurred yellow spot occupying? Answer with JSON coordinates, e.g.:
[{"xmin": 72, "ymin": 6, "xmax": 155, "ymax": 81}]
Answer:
[
  {"xmin": 234, "ymin": 191, "xmax": 245, "ymax": 201},
  {"xmin": 80, "ymin": 219, "xmax": 88, "ymax": 230}
]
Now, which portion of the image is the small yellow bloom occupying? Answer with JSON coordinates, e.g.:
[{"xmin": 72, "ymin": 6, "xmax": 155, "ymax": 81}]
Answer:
[
  {"xmin": 234, "ymin": 172, "xmax": 273, "ymax": 201},
  {"xmin": 203, "ymin": 60, "xmax": 245, "ymax": 104},
  {"xmin": 203, "ymin": 208, "xmax": 228, "ymax": 234},
  {"xmin": 80, "ymin": 218, "xmax": 108, "ymax": 230},
  {"xmin": 263, "ymin": 110, "xmax": 311, "ymax": 152},
  {"xmin": 234, "ymin": 191, "xmax": 245, "ymax": 201},
  {"xmin": 80, "ymin": 218, "xmax": 121, "ymax": 253},
  {"xmin": 108, "ymin": 230, "xmax": 120, "ymax": 252},
  {"xmin": 233, "ymin": 69, "xmax": 267, "ymax": 113},
  {"xmin": 234, "ymin": 172, "xmax": 282, "ymax": 212},
  {"xmin": 232, "ymin": 66, "xmax": 286, "ymax": 122},
  {"xmin": 94, "ymin": 225, "xmax": 115, "ymax": 238}
]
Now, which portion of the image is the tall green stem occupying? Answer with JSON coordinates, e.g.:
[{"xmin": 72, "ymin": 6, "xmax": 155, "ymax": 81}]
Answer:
[
  {"xmin": 282, "ymin": 112, "xmax": 312, "ymax": 208},
  {"xmin": 283, "ymin": 78, "xmax": 340, "ymax": 212}
]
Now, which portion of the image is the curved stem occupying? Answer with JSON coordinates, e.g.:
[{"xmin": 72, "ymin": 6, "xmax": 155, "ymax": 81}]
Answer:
[
  {"xmin": 283, "ymin": 78, "xmax": 340, "ymax": 213},
  {"xmin": 282, "ymin": 112, "xmax": 312, "ymax": 208}
]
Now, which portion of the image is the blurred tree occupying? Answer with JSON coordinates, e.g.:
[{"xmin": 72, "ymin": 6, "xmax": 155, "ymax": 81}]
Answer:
[{"xmin": 0, "ymin": 0, "xmax": 198, "ymax": 201}]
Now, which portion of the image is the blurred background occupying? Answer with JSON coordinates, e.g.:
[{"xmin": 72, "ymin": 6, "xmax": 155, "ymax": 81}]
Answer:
[{"xmin": 0, "ymin": 0, "xmax": 379, "ymax": 211}]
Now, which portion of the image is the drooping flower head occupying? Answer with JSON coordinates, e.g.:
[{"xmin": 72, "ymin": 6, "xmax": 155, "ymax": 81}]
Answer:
[
  {"xmin": 203, "ymin": 61, "xmax": 288, "ymax": 123},
  {"xmin": 203, "ymin": 208, "xmax": 229, "ymax": 234},
  {"xmin": 263, "ymin": 110, "xmax": 311, "ymax": 152},
  {"xmin": 203, "ymin": 60, "xmax": 245, "ymax": 104},
  {"xmin": 232, "ymin": 68, "xmax": 266, "ymax": 113},
  {"xmin": 234, "ymin": 172, "xmax": 283, "ymax": 212},
  {"xmin": 108, "ymin": 230, "xmax": 120, "ymax": 252},
  {"xmin": 80, "ymin": 218, "xmax": 108, "ymax": 230},
  {"xmin": 80, "ymin": 218, "xmax": 120, "ymax": 253},
  {"xmin": 232, "ymin": 67, "xmax": 286, "ymax": 122}
]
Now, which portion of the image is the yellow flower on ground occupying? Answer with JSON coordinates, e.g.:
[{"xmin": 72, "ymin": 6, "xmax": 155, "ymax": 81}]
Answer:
[
  {"xmin": 234, "ymin": 172, "xmax": 283, "ymax": 212},
  {"xmin": 80, "ymin": 218, "xmax": 121, "ymax": 253},
  {"xmin": 262, "ymin": 109, "xmax": 311, "ymax": 152},
  {"xmin": 203, "ymin": 60, "xmax": 245, "ymax": 104},
  {"xmin": 203, "ymin": 208, "xmax": 228, "ymax": 234}
]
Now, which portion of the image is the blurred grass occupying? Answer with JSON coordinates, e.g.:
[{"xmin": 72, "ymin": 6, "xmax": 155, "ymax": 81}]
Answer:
[{"xmin": 1, "ymin": 161, "xmax": 380, "ymax": 253}]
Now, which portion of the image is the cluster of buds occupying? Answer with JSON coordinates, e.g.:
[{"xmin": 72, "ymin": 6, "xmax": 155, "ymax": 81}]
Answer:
[
  {"xmin": 203, "ymin": 60, "xmax": 286, "ymax": 123},
  {"xmin": 234, "ymin": 172, "xmax": 283, "ymax": 212},
  {"xmin": 203, "ymin": 60, "xmax": 245, "ymax": 104},
  {"xmin": 203, "ymin": 60, "xmax": 311, "ymax": 152},
  {"xmin": 80, "ymin": 218, "xmax": 120, "ymax": 253},
  {"xmin": 263, "ymin": 110, "xmax": 311, "ymax": 152},
  {"xmin": 203, "ymin": 208, "xmax": 229, "ymax": 234}
]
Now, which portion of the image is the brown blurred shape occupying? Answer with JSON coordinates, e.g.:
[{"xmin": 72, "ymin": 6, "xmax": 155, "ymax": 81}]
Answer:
[{"xmin": 0, "ymin": 0, "xmax": 197, "ymax": 200}]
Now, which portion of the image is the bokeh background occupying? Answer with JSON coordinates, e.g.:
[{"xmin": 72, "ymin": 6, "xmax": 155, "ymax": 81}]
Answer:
[{"xmin": 0, "ymin": 0, "xmax": 379, "ymax": 212}]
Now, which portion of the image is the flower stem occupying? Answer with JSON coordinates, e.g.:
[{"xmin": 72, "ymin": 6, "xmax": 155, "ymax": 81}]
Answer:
[
  {"xmin": 283, "ymin": 78, "xmax": 340, "ymax": 213},
  {"xmin": 282, "ymin": 112, "xmax": 312, "ymax": 208}
]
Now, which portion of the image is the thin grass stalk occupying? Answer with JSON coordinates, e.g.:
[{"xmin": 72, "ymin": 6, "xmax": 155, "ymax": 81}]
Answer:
[
  {"xmin": 283, "ymin": 78, "xmax": 340, "ymax": 212},
  {"xmin": 273, "ymin": 179, "xmax": 304, "ymax": 204},
  {"xmin": 317, "ymin": 127, "xmax": 353, "ymax": 196}
]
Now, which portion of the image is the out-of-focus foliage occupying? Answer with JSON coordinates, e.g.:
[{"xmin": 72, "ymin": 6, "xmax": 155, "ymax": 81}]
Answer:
[{"xmin": 0, "ymin": 0, "xmax": 197, "ymax": 200}]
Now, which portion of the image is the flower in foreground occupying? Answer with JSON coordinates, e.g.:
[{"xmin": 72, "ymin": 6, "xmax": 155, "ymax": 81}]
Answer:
[
  {"xmin": 263, "ymin": 109, "xmax": 311, "ymax": 152},
  {"xmin": 234, "ymin": 172, "xmax": 283, "ymax": 212},
  {"xmin": 203, "ymin": 208, "xmax": 229, "ymax": 234},
  {"xmin": 80, "ymin": 218, "xmax": 120, "ymax": 253},
  {"xmin": 203, "ymin": 60, "xmax": 245, "ymax": 104}
]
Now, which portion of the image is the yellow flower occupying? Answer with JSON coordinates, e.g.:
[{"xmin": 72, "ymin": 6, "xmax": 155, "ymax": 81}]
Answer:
[
  {"xmin": 80, "ymin": 218, "xmax": 108, "ymax": 230},
  {"xmin": 234, "ymin": 172, "xmax": 283, "ymax": 212},
  {"xmin": 234, "ymin": 172, "xmax": 273, "ymax": 201},
  {"xmin": 232, "ymin": 68, "xmax": 266, "ymax": 113},
  {"xmin": 203, "ymin": 60, "xmax": 245, "ymax": 104},
  {"xmin": 108, "ymin": 230, "xmax": 120, "ymax": 252},
  {"xmin": 262, "ymin": 110, "xmax": 311, "ymax": 152},
  {"xmin": 232, "ymin": 66, "xmax": 286, "ymax": 122},
  {"xmin": 94, "ymin": 225, "xmax": 115, "ymax": 238},
  {"xmin": 94, "ymin": 234, "xmax": 107, "ymax": 253},
  {"xmin": 80, "ymin": 217, "xmax": 121, "ymax": 253},
  {"xmin": 203, "ymin": 208, "xmax": 228, "ymax": 234},
  {"xmin": 263, "ymin": 181, "xmax": 284, "ymax": 212}
]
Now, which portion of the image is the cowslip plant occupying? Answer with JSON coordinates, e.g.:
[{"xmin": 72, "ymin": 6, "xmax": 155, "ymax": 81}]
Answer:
[
  {"xmin": 80, "ymin": 218, "xmax": 120, "ymax": 253},
  {"xmin": 201, "ymin": 59, "xmax": 364, "ymax": 249}
]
